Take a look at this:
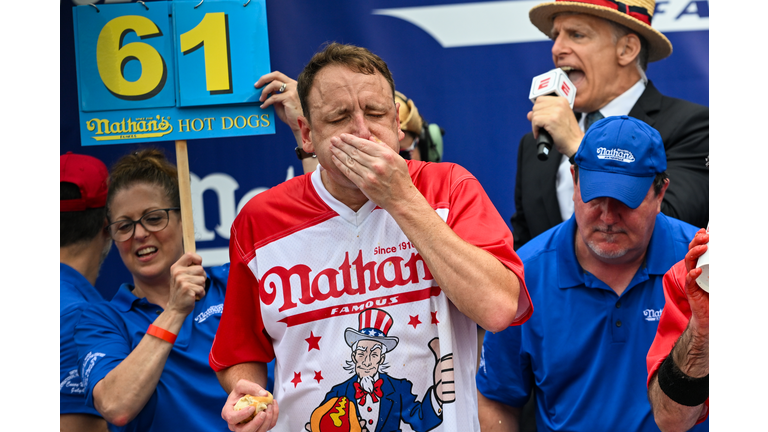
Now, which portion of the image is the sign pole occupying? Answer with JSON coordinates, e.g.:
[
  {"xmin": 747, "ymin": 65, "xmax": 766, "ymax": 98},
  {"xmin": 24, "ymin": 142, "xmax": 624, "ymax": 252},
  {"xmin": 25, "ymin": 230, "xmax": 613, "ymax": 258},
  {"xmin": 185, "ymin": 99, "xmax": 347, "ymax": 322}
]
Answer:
[{"xmin": 175, "ymin": 140, "xmax": 196, "ymax": 254}]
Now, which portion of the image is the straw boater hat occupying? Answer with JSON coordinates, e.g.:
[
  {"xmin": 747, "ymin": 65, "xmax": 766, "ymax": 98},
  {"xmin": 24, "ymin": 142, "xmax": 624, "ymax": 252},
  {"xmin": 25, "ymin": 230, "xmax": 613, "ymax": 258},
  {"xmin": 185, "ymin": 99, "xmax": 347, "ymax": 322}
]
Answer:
[{"xmin": 529, "ymin": 0, "xmax": 673, "ymax": 63}]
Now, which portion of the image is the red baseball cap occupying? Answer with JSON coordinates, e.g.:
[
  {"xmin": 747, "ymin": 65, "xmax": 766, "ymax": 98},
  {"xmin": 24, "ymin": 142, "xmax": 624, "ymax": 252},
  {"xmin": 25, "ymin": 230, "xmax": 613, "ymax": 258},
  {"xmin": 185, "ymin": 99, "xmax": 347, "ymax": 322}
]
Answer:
[{"xmin": 60, "ymin": 152, "xmax": 109, "ymax": 212}]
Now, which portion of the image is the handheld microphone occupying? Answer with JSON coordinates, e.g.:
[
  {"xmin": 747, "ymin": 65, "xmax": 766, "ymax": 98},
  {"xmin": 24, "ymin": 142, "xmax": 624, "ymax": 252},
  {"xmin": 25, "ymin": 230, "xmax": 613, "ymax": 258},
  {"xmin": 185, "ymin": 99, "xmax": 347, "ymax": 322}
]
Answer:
[{"xmin": 528, "ymin": 69, "xmax": 576, "ymax": 161}]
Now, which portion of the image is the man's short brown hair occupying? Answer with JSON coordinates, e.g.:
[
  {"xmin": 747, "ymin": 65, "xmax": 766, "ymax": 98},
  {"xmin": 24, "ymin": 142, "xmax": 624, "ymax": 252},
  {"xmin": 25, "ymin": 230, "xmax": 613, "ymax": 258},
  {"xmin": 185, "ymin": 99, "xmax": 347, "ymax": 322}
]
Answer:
[
  {"xmin": 297, "ymin": 43, "xmax": 396, "ymax": 124},
  {"xmin": 60, "ymin": 183, "xmax": 107, "ymax": 247}
]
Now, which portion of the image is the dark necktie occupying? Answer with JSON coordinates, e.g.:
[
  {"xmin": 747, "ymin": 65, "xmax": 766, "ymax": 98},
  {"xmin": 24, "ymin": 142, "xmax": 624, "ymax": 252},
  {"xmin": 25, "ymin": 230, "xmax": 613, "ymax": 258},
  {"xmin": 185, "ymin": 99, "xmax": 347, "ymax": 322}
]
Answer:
[{"xmin": 584, "ymin": 110, "xmax": 604, "ymax": 132}]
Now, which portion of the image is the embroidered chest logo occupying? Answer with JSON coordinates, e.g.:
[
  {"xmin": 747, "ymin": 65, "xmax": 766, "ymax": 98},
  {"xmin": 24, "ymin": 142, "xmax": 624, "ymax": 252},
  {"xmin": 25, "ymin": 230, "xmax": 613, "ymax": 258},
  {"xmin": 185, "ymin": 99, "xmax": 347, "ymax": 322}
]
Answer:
[
  {"xmin": 596, "ymin": 147, "xmax": 635, "ymax": 163},
  {"xmin": 643, "ymin": 308, "xmax": 662, "ymax": 322},
  {"xmin": 195, "ymin": 304, "xmax": 224, "ymax": 323}
]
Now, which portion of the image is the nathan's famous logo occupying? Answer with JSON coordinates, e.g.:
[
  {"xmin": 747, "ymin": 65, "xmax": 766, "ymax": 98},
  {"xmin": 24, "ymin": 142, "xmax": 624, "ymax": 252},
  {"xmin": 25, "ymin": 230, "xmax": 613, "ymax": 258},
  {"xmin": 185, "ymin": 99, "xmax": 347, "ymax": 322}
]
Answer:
[
  {"xmin": 86, "ymin": 115, "xmax": 172, "ymax": 141},
  {"xmin": 261, "ymin": 250, "xmax": 434, "ymax": 314},
  {"xmin": 643, "ymin": 308, "xmax": 662, "ymax": 322},
  {"xmin": 596, "ymin": 147, "xmax": 635, "ymax": 163},
  {"xmin": 85, "ymin": 113, "xmax": 271, "ymax": 142},
  {"xmin": 195, "ymin": 303, "xmax": 223, "ymax": 324}
]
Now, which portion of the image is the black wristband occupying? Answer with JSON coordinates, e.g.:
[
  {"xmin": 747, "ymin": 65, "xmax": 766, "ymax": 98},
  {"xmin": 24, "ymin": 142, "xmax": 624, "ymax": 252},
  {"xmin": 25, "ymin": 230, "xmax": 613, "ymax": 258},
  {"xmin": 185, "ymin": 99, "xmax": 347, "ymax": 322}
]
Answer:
[
  {"xmin": 295, "ymin": 146, "xmax": 316, "ymax": 160},
  {"xmin": 657, "ymin": 355, "xmax": 708, "ymax": 407}
]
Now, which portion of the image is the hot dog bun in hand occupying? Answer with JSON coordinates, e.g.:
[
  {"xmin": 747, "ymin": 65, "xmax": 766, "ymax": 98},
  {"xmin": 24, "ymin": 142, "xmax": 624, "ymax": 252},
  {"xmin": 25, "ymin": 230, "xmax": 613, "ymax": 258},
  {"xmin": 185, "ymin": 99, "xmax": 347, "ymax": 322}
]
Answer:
[{"xmin": 234, "ymin": 392, "xmax": 274, "ymax": 424}]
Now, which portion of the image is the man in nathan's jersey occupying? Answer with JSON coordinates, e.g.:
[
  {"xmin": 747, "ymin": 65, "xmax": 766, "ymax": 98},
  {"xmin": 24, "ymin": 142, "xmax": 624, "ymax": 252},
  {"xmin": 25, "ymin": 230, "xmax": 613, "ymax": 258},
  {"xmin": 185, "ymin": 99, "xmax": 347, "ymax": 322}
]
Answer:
[{"xmin": 209, "ymin": 42, "xmax": 532, "ymax": 432}]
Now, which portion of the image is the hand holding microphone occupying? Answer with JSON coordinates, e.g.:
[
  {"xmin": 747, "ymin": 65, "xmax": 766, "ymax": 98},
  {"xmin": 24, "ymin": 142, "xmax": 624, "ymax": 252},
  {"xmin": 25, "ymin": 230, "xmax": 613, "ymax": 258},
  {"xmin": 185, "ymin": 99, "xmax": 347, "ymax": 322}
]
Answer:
[{"xmin": 528, "ymin": 69, "xmax": 577, "ymax": 161}]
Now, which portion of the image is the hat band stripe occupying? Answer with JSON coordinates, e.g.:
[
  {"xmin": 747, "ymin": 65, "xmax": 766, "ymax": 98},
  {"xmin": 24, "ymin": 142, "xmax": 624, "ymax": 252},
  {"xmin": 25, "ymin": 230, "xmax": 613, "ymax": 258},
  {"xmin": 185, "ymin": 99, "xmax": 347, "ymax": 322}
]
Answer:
[
  {"xmin": 559, "ymin": 0, "xmax": 652, "ymax": 26},
  {"xmin": 360, "ymin": 328, "xmax": 385, "ymax": 338}
]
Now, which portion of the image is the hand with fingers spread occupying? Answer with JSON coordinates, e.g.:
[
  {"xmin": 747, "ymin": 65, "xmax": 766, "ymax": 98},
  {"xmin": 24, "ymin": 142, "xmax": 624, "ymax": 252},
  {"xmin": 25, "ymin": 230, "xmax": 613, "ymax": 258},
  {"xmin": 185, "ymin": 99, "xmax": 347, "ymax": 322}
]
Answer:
[
  {"xmin": 329, "ymin": 133, "xmax": 416, "ymax": 211},
  {"xmin": 256, "ymin": 72, "xmax": 303, "ymax": 136},
  {"xmin": 222, "ymin": 379, "xmax": 279, "ymax": 432},
  {"xmin": 256, "ymin": 71, "xmax": 319, "ymax": 172},
  {"xmin": 527, "ymin": 95, "xmax": 583, "ymax": 158},
  {"xmin": 167, "ymin": 252, "xmax": 207, "ymax": 316}
]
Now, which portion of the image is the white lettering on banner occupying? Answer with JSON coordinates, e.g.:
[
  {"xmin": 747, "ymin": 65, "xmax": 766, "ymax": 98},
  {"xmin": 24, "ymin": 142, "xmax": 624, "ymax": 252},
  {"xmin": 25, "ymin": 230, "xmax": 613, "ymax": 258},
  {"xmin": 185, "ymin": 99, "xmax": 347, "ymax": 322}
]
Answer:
[
  {"xmin": 372, "ymin": 0, "xmax": 709, "ymax": 48},
  {"xmin": 190, "ymin": 173, "xmax": 240, "ymax": 242},
  {"xmin": 191, "ymin": 166, "xmax": 296, "ymax": 267}
]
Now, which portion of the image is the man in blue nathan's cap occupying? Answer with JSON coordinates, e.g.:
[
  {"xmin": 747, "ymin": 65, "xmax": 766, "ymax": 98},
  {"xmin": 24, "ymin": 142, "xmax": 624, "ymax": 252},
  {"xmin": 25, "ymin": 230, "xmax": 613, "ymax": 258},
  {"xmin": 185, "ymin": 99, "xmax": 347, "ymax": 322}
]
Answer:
[{"xmin": 476, "ymin": 116, "xmax": 708, "ymax": 432}]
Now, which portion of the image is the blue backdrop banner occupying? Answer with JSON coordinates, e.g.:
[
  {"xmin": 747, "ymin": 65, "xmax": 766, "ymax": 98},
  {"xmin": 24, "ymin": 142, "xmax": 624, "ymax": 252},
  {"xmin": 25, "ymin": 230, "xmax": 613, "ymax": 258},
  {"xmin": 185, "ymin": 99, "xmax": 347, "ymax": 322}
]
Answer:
[{"xmin": 61, "ymin": 0, "xmax": 709, "ymax": 300}]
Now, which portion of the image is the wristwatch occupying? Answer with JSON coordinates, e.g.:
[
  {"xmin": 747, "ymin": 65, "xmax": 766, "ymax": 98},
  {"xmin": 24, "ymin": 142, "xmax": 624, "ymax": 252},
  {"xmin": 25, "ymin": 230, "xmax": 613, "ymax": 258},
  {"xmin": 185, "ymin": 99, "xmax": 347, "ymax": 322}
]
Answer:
[{"xmin": 295, "ymin": 146, "xmax": 316, "ymax": 160}]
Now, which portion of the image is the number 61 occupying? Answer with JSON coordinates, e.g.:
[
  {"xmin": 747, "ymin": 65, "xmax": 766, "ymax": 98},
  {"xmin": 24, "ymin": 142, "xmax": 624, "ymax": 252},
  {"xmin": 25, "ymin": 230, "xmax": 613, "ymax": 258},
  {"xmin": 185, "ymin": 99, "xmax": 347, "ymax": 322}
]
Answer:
[{"xmin": 97, "ymin": 12, "xmax": 231, "ymax": 101}]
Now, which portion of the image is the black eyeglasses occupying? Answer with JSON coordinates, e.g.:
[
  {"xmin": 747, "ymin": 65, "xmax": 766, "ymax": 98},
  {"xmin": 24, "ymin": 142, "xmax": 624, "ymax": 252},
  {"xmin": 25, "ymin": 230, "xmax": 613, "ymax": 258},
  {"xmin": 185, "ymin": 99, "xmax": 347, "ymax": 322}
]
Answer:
[{"xmin": 107, "ymin": 208, "xmax": 180, "ymax": 242}]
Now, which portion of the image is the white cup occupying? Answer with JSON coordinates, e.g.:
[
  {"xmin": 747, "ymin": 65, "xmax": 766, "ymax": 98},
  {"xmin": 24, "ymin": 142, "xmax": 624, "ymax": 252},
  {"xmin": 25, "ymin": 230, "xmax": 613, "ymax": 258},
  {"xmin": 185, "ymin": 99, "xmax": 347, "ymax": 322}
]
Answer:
[{"xmin": 695, "ymin": 224, "xmax": 709, "ymax": 292}]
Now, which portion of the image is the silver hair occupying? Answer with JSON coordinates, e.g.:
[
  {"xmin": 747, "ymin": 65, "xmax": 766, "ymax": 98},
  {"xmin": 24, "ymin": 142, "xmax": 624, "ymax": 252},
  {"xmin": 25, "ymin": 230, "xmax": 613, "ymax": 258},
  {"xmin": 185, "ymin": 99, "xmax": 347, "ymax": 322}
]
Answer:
[{"xmin": 604, "ymin": 18, "xmax": 649, "ymax": 76}]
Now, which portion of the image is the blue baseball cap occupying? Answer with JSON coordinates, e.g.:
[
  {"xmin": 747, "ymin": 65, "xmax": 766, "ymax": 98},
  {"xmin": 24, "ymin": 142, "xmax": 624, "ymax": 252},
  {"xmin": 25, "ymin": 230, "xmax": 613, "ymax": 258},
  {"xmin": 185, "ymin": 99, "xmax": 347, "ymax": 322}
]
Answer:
[{"xmin": 573, "ymin": 115, "xmax": 666, "ymax": 209}]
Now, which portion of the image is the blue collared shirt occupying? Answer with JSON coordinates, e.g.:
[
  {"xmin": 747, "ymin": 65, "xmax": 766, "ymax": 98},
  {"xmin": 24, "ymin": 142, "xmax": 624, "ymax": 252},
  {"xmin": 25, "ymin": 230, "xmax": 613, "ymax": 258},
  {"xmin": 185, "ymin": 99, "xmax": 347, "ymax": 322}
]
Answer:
[
  {"xmin": 477, "ymin": 214, "xmax": 708, "ymax": 431},
  {"xmin": 75, "ymin": 264, "xmax": 230, "ymax": 432},
  {"xmin": 61, "ymin": 263, "xmax": 105, "ymax": 416}
]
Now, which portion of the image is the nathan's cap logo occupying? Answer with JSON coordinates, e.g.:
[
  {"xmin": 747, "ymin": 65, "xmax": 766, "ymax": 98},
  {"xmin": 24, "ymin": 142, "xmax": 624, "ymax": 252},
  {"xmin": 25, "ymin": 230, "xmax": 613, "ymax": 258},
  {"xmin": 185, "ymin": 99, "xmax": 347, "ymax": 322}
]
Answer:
[{"xmin": 596, "ymin": 147, "xmax": 635, "ymax": 163}]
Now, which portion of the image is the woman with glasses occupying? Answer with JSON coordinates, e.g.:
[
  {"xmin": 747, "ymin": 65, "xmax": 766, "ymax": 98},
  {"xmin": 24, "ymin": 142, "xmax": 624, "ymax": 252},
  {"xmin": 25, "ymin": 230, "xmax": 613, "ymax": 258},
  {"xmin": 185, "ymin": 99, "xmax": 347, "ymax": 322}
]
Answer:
[{"xmin": 74, "ymin": 148, "xmax": 234, "ymax": 432}]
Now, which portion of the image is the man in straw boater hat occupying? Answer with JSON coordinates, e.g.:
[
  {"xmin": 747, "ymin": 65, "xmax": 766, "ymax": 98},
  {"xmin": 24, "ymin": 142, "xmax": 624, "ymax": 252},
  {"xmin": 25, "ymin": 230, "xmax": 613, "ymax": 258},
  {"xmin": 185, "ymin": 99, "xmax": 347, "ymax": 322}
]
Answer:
[
  {"xmin": 510, "ymin": 0, "xmax": 709, "ymax": 251},
  {"xmin": 477, "ymin": 116, "xmax": 707, "ymax": 431}
]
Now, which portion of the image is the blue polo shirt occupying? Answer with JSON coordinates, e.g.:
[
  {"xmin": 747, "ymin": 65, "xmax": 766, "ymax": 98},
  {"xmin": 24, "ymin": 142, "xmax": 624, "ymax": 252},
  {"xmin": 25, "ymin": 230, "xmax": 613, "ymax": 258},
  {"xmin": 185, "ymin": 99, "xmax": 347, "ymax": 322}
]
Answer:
[
  {"xmin": 477, "ymin": 214, "xmax": 708, "ymax": 431},
  {"xmin": 74, "ymin": 264, "xmax": 230, "ymax": 432},
  {"xmin": 60, "ymin": 263, "xmax": 105, "ymax": 417}
]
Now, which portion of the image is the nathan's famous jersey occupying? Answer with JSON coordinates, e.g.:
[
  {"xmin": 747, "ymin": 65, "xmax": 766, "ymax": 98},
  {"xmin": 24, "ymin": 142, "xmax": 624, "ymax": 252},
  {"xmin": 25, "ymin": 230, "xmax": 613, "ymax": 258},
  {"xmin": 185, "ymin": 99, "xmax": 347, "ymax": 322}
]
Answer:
[{"xmin": 210, "ymin": 160, "xmax": 530, "ymax": 432}]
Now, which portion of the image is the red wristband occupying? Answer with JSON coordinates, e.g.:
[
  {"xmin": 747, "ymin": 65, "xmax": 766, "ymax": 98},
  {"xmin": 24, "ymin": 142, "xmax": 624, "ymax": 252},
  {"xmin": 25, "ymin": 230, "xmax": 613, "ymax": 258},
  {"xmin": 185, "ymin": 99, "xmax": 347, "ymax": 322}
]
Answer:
[{"xmin": 147, "ymin": 324, "xmax": 177, "ymax": 345}]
